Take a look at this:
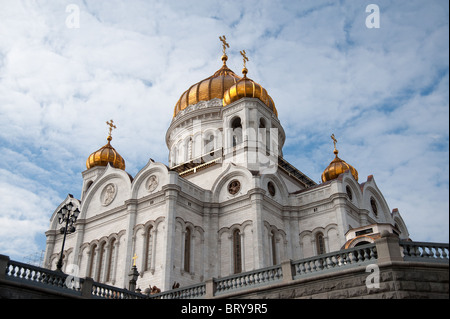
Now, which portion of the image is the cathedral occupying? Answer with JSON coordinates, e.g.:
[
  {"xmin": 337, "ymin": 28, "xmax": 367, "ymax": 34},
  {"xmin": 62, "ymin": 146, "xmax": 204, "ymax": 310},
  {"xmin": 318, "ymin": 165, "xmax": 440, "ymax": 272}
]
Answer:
[{"xmin": 43, "ymin": 37, "xmax": 410, "ymax": 292}]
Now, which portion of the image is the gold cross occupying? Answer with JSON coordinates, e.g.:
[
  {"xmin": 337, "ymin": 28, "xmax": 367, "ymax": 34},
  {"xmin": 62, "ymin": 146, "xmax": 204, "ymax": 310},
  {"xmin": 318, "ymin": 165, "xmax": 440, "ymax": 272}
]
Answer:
[
  {"xmin": 240, "ymin": 50, "xmax": 249, "ymax": 68},
  {"xmin": 132, "ymin": 253, "xmax": 138, "ymax": 266},
  {"xmin": 331, "ymin": 134, "xmax": 338, "ymax": 150},
  {"xmin": 219, "ymin": 35, "xmax": 229, "ymax": 55},
  {"xmin": 106, "ymin": 119, "xmax": 116, "ymax": 137}
]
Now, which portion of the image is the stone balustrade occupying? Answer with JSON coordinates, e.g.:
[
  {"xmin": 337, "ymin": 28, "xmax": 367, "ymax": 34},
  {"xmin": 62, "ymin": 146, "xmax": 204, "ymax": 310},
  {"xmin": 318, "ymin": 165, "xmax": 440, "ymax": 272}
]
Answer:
[
  {"xmin": 1, "ymin": 237, "xmax": 448, "ymax": 299},
  {"xmin": 400, "ymin": 241, "xmax": 449, "ymax": 262}
]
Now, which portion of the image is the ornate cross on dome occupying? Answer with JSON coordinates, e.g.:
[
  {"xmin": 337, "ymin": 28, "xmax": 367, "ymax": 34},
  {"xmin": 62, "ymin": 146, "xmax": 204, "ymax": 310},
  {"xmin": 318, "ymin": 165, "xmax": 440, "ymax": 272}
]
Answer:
[
  {"xmin": 331, "ymin": 134, "xmax": 337, "ymax": 148},
  {"xmin": 219, "ymin": 35, "xmax": 229, "ymax": 55},
  {"xmin": 132, "ymin": 253, "xmax": 138, "ymax": 267},
  {"xmin": 106, "ymin": 119, "xmax": 116, "ymax": 138},
  {"xmin": 331, "ymin": 134, "xmax": 339, "ymax": 156},
  {"xmin": 240, "ymin": 50, "xmax": 249, "ymax": 68}
]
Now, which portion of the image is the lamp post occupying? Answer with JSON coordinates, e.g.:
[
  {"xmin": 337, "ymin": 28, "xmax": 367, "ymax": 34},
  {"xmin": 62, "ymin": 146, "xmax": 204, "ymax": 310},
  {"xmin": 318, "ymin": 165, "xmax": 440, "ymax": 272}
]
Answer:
[{"xmin": 56, "ymin": 201, "xmax": 80, "ymax": 272}]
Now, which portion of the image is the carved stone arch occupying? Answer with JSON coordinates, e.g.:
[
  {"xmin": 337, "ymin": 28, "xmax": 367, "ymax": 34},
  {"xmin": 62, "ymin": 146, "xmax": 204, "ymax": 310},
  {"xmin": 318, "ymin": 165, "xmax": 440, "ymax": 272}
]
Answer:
[
  {"xmin": 345, "ymin": 235, "xmax": 375, "ymax": 249},
  {"xmin": 298, "ymin": 230, "xmax": 313, "ymax": 258},
  {"xmin": 79, "ymin": 242, "xmax": 90, "ymax": 253},
  {"xmin": 363, "ymin": 185, "xmax": 390, "ymax": 221},
  {"xmin": 194, "ymin": 225, "xmax": 205, "ymax": 241},
  {"xmin": 218, "ymin": 220, "xmax": 253, "ymax": 237},
  {"xmin": 393, "ymin": 216, "xmax": 408, "ymax": 237},
  {"xmin": 299, "ymin": 230, "xmax": 313, "ymax": 243},
  {"xmin": 106, "ymin": 232, "xmax": 122, "ymax": 250},
  {"xmin": 343, "ymin": 176, "xmax": 363, "ymax": 207},
  {"xmin": 311, "ymin": 226, "xmax": 326, "ymax": 237},
  {"xmin": 260, "ymin": 174, "xmax": 289, "ymax": 205},
  {"xmin": 133, "ymin": 224, "xmax": 145, "ymax": 237},
  {"xmin": 80, "ymin": 165, "xmax": 132, "ymax": 218},
  {"xmin": 84, "ymin": 179, "xmax": 94, "ymax": 195},
  {"xmin": 324, "ymin": 223, "xmax": 339, "ymax": 236},
  {"xmin": 90, "ymin": 239, "xmax": 100, "ymax": 247},
  {"xmin": 131, "ymin": 160, "xmax": 169, "ymax": 199},
  {"xmin": 211, "ymin": 164, "xmax": 253, "ymax": 201}
]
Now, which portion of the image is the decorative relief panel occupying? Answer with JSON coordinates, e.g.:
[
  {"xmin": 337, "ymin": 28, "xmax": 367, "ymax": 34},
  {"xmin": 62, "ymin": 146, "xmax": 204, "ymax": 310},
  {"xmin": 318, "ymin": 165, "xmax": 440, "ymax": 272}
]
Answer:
[
  {"xmin": 228, "ymin": 180, "xmax": 241, "ymax": 195},
  {"xmin": 146, "ymin": 175, "xmax": 159, "ymax": 193},
  {"xmin": 101, "ymin": 183, "xmax": 117, "ymax": 206}
]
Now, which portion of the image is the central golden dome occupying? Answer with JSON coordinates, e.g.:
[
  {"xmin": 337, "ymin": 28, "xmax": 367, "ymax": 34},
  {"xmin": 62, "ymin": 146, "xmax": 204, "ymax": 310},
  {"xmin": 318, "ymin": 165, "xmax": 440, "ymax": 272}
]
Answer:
[{"xmin": 173, "ymin": 55, "xmax": 242, "ymax": 118}]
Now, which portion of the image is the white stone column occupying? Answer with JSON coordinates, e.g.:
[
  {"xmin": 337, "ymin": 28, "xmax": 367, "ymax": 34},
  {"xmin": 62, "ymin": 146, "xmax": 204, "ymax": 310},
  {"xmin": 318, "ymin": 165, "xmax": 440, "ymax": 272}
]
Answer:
[
  {"xmin": 161, "ymin": 183, "xmax": 180, "ymax": 291},
  {"xmin": 122, "ymin": 199, "xmax": 138, "ymax": 288},
  {"xmin": 249, "ymin": 189, "xmax": 266, "ymax": 269}
]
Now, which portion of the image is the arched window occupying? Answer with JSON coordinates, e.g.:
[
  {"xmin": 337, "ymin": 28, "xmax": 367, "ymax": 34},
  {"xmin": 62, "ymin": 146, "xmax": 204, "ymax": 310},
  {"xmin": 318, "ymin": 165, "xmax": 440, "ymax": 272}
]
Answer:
[
  {"xmin": 271, "ymin": 230, "xmax": 277, "ymax": 265},
  {"xmin": 205, "ymin": 134, "xmax": 214, "ymax": 154},
  {"xmin": 106, "ymin": 238, "xmax": 116, "ymax": 282},
  {"xmin": 233, "ymin": 229, "xmax": 242, "ymax": 274},
  {"xmin": 97, "ymin": 242, "xmax": 106, "ymax": 282},
  {"xmin": 316, "ymin": 232, "xmax": 325, "ymax": 255},
  {"xmin": 259, "ymin": 118, "xmax": 270, "ymax": 155},
  {"xmin": 231, "ymin": 117, "xmax": 242, "ymax": 147},
  {"xmin": 145, "ymin": 227, "xmax": 153, "ymax": 271},
  {"xmin": 370, "ymin": 197, "xmax": 378, "ymax": 216},
  {"xmin": 88, "ymin": 244, "xmax": 97, "ymax": 279},
  {"xmin": 85, "ymin": 180, "xmax": 93, "ymax": 192},
  {"xmin": 172, "ymin": 146, "xmax": 178, "ymax": 166},
  {"xmin": 184, "ymin": 228, "xmax": 191, "ymax": 272},
  {"xmin": 346, "ymin": 186, "xmax": 353, "ymax": 201}
]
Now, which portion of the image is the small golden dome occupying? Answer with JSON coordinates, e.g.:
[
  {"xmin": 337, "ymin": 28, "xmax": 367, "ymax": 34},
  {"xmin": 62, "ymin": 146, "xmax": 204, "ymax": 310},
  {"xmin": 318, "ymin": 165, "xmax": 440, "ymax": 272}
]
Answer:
[
  {"xmin": 173, "ymin": 54, "xmax": 242, "ymax": 118},
  {"xmin": 86, "ymin": 120, "xmax": 126, "ymax": 171},
  {"xmin": 222, "ymin": 51, "xmax": 278, "ymax": 117},
  {"xmin": 321, "ymin": 134, "xmax": 358, "ymax": 182}
]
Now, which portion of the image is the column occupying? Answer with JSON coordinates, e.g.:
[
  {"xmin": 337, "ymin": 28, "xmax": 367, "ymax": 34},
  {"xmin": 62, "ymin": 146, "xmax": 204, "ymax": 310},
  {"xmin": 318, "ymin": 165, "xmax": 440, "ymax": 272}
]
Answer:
[
  {"xmin": 122, "ymin": 199, "xmax": 138, "ymax": 288},
  {"xmin": 249, "ymin": 189, "xmax": 265, "ymax": 268},
  {"xmin": 161, "ymin": 184, "xmax": 180, "ymax": 291}
]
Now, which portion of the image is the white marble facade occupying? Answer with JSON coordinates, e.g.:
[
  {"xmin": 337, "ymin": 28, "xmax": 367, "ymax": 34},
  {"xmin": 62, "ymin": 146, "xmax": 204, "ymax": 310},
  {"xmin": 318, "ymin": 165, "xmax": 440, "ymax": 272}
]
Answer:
[{"xmin": 44, "ymin": 95, "xmax": 410, "ymax": 292}]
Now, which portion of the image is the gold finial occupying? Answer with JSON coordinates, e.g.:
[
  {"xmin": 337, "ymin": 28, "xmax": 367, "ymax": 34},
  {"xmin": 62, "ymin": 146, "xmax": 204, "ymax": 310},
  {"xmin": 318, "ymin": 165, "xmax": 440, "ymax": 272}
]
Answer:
[
  {"xmin": 132, "ymin": 253, "xmax": 138, "ymax": 267},
  {"xmin": 331, "ymin": 134, "xmax": 338, "ymax": 156},
  {"xmin": 106, "ymin": 119, "xmax": 116, "ymax": 141},
  {"xmin": 240, "ymin": 50, "xmax": 249, "ymax": 76},
  {"xmin": 219, "ymin": 35, "xmax": 229, "ymax": 64}
]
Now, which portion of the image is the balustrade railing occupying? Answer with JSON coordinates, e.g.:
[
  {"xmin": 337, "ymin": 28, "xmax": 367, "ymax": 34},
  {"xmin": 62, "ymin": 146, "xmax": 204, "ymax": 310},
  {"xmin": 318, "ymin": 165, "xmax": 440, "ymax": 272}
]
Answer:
[
  {"xmin": 149, "ymin": 282, "xmax": 206, "ymax": 299},
  {"xmin": 400, "ymin": 241, "xmax": 449, "ymax": 263},
  {"xmin": 214, "ymin": 264, "xmax": 283, "ymax": 295},
  {"xmin": 3, "ymin": 258, "xmax": 146, "ymax": 299},
  {"xmin": 91, "ymin": 281, "xmax": 146, "ymax": 299},
  {"xmin": 292, "ymin": 243, "xmax": 377, "ymax": 279},
  {"xmin": 4, "ymin": 259, "xmax": 79, "ymax": 294},
  {"xmin": 2, "ymin": 239, "xmax": 448, "ymax": 299}
]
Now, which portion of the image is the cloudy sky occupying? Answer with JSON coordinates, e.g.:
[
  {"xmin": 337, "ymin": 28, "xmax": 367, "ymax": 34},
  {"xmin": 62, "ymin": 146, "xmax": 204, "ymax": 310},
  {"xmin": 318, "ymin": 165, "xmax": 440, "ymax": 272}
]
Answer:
[{"xmin": 0, "ymin": 0, "xmax": 448, "ymax": 262}]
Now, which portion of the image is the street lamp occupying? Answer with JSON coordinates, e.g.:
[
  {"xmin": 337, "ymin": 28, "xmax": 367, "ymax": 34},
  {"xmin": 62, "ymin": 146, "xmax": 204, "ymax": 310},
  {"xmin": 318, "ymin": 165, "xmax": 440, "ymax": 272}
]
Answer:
[{"xmin": 56, "ymin": 201, "xmax": 80, "ymax": 272}]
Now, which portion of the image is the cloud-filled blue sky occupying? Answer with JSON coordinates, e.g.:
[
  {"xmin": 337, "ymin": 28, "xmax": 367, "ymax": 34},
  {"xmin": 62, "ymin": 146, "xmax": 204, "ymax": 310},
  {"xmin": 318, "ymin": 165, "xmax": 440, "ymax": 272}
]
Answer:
[{"xmin": 0, "ymin": 0, "xmax": 448, "ymax": 262}]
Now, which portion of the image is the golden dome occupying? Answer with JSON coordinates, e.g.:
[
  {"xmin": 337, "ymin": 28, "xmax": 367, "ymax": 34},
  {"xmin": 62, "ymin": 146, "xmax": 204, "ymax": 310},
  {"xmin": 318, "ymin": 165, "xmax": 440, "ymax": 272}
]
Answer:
[
  {"xmin": 86, "ymin": 120, "xmax": 126, "ymax": 171},
  {"xmin": 222, "ymin": 67, "xmax": 278, "ymax": 116},
  {"xmin": 222, "ymin": 50, "xmax": 278, "ymax": 117},
  {"xmin": 173, "ymin": 55, "xmax": 242, "ymax": 118},
  {"xmin": 321, "ymin": 134, "xmax": 358, "ymax": 182}
]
